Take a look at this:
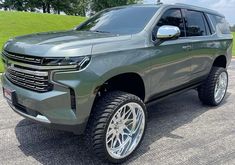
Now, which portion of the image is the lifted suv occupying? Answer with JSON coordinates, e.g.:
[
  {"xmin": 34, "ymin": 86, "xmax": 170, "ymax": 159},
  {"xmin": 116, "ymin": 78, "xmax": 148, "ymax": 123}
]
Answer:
[{"xmin": 1, "ymin": 3, "xmax": 233, "ymax": 163}]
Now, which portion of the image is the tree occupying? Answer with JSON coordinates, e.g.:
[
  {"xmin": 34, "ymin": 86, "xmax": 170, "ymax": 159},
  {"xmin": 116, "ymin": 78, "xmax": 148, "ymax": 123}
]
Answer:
[
  {"xmin": 24, "ymin": 0, "xmax": 39, "ymax": 12},
  {"xmin": 0, "ymin": 0, "xmax": 39, "ymax": 12},
  {"xmin": 0, "ymin": 0, "xmax": 3, "ymax": 9},
  {"xmin": 4, "ymin": 0, "xmax": 29, "ymax": 11},
  {"xmin": 39, "ymin": 0, "xmax": 51, "ymax": 13},
  {"xmin": 12, "ymin": 0, "xmax": 26, "ymax": 11},
  {"xmin": 0, "ymin": 0, "xmax": 20, "ymax": 11},
  {"xmin": 63, "ymin": 0, "xmax": 88, "ymax": 16},
  {"xmin": 0, "ymin": 0, "xmax": 140, "ymax": 16},
  {"xmin": 51, "ymin": 0, "xmax": 65, "ymax": 14},
  {"xmin": 230, "ymin": 25, "xmax": 235, "ymax": 32},
  {"xmin": 90, "ymin": 0, "xmax": 138, "ymax": 13}
]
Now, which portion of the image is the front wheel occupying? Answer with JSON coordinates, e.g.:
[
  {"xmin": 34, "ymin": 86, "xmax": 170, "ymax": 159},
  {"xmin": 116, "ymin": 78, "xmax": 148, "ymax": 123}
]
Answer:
[
  {"xmin": 86, "ymin": 91, "xmax": 147, "ymax": 163},
  {"xmin": 198, "ymin": 67, "xmax": 228, "ymax": 106}
]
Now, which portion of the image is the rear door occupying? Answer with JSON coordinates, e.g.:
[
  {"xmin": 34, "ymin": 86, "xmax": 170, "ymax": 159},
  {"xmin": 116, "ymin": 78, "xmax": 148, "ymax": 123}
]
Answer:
[{"xmin": 183, "ymin": 9, "xmax": 216, "ymax": 81}]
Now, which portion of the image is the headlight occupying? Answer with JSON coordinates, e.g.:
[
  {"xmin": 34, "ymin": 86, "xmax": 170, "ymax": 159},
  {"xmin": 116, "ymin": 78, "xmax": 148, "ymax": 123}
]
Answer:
[{"xmin": 42, "ymin": 56, "xmax": 91, "ymax": 69}]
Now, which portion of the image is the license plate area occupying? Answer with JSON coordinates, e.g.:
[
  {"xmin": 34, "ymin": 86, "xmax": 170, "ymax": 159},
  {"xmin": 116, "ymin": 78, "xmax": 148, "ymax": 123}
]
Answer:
[{"xmin": 3, "ymin": 87, "xmax": 16, "ymax": 104}]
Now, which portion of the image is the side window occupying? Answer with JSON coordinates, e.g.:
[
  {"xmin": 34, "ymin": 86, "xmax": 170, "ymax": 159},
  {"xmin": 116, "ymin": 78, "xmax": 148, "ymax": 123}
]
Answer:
[
  {"xmin": 203, "ymin": 14, "xmax": 211, "ymax": 35},
  {"xmin": 207, "ymin": 14, "xmax": 231, "ymax": 34},
  {"xmin": 185, "ymin": 10, "xmax": 208, "ymax": 36},
  {"xmin": 205, "ymin": 14, "xmax": 216, "ymax": 34},
  {"xmin": 152, "ymin": 9, "xmax": 185, "ymax": 40}
]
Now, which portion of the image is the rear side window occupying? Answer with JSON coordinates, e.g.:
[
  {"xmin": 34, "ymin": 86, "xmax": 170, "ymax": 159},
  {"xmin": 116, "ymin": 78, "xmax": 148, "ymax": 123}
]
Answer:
[
  {"xmin": 185, "ymin": 10, "xmax": 208, "ymax": 36},
  {"xmin": 207, "ymin": 14, "xmax": 231, "ymax": 34},
  {"xmin": 152, "ymin": 9, "xmax": 185, "ymax": 40}
]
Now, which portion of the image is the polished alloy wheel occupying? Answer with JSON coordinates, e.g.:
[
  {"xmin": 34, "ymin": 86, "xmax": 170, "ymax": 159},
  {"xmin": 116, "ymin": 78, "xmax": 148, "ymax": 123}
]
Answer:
[
  {"xmin": 214, "ymin": 72, "xmax": 228, "ymax": 103},
  {"xmin": 106, "ymin": 102, "xmax": 145, "ymax": 159}
]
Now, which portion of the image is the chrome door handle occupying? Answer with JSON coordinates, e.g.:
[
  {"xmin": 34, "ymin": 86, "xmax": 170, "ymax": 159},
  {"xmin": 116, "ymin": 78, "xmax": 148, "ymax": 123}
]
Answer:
[{"xmin": 182, "ymin": 45, "xmax": 192, "ymax": 49}]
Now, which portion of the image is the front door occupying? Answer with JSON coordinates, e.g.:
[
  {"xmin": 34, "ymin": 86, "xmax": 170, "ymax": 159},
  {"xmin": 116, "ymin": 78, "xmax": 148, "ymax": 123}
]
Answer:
[{"xmin": 148, "ymin": 8, "xmax": 191, "ymax": 98}]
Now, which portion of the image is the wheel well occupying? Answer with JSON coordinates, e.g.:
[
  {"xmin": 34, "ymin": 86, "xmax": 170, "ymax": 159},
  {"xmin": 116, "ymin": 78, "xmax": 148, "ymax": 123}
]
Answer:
[
  {"xmin": 96, "ymin": 73, "xmax": 145, "ymax": 101},
  {"xmin": 213, "ymin": 55, "xmax": 227, "ymax": 68}
]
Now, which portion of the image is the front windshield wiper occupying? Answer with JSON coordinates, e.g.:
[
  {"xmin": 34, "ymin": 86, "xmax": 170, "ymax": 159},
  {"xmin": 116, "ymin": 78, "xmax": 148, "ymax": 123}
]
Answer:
[
  {"xmin": 78, "ymin": 29, "xmax": 117, "ymax": 35},
  {"xmin": 76, "ymin": 29, "xmax": 110, "ymax": 33},
  {"xmin": 90, "ymin": 30, "xmax": 111, "ymax": 34}
]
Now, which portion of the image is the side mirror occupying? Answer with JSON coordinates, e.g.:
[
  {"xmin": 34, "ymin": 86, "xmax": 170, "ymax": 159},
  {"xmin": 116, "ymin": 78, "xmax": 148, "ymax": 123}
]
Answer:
[{"xmin": 156, "ymin": 25, "xmax": 180, "ymax": 40}]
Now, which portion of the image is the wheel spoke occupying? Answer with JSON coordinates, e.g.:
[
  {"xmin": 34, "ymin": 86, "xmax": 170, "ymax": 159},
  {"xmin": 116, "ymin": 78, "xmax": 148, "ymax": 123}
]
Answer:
[
  {"xmin": 112, "ymin": 136, "xmax": 118, "ymax": 148},
  {"xmin": 125, "ymin": 108, "xmax": 132, "ymax": 118},
  {"xmin": 124, "ymin": 125, "xmax": 132, "ymax": 134},
  {"xmin": 121, "ymin": 137, "xmax": 133, "ymax": 156},
  {"xmin": 133, "ymin": 114, "xmax": 143, "ymax": 134},
  {"xmin": 107, "ymin": 129, "xmax": 115, "ymax": 142},
  {"xmin": 125, "ymin": 119, "xmax": 134, "ymax": 127}
]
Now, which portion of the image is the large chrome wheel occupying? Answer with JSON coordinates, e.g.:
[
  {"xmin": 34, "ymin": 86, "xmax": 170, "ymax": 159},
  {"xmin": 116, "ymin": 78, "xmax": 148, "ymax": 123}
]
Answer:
[
  {"xmin": 86, "ymin": 91, "xmax": 147, "ymax": 163},
  {"xmin": 214, "ymin": 72, "xmax": 228, "ymax": 104},
  {"xmin": 106, "ymin": 102, "xmax": 145, "ymax": 159}
]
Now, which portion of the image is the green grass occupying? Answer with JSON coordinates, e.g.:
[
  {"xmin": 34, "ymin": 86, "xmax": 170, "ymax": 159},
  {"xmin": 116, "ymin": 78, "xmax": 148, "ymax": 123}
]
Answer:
[{"xmin": 0, "ymin": 11, "xmax": 86, "ymax": 72}]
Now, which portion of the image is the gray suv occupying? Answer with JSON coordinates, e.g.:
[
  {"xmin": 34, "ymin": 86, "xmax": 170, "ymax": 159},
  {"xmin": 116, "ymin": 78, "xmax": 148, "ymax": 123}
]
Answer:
[{"xmin": 1, "ymin": 3, "xmax": 233, "ymax": 163}]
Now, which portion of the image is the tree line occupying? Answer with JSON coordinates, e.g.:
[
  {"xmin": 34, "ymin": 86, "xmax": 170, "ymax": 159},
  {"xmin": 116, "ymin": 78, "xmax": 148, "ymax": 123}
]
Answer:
[
  {"xmin": 0, "ymin": 0, "xmax": 141, "ymax": 16},
  {"xmin": 230, "ymin": 25, "xmax": 235, "ymax": 32}
]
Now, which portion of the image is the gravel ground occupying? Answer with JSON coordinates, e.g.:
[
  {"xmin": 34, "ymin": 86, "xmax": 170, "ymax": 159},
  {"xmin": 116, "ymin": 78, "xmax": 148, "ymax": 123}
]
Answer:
[{"xmin": 0, "ymin": 60, "xmax": 234, "ymax": 165}]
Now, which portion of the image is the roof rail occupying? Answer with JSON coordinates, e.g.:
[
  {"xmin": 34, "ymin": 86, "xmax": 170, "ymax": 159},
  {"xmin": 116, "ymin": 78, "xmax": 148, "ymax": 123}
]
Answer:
[
  {"xmin": 175, "ymin": 3, "xmax": 202, "ymax": 8},
  {"xmin": 174, "ymin": 3, "xmax": 222, "ymax": 16}
]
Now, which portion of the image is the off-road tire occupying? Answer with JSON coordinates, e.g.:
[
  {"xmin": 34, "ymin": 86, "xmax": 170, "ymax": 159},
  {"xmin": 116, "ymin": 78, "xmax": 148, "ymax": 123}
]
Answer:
[
  {"xmin": 86, "ymin": 91, "xmax": 147, "ymax": 163},
  {"xmin": 198, "ymin": 67, "xmax": 228, "ymax": 106}
]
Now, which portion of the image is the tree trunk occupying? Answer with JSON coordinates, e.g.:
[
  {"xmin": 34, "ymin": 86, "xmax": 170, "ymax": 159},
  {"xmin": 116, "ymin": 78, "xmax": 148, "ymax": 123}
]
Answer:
[
  {"xmin": 42, "ymin": 3, "xmax": 46, "ymax": 13},
  {"xmin": 81, "ymin": 8, "xmax": 85, "ymax": 16},
  {"xmin": 57, "ymin": 10, "xmax": 60, "ymax": 14},
  {"xmin": 46, "ymin": 3, "xmax": 50, "ymax": 13}
]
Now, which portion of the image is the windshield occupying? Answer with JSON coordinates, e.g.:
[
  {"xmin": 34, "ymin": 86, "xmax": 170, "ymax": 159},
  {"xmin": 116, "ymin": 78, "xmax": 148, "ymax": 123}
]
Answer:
[{"xmin": 76, "ymin": 6, "xmax": 159, "ymax": 35}]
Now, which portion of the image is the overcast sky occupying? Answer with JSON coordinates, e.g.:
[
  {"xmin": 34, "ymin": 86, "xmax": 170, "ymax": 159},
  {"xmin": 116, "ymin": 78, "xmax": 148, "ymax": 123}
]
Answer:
[{"xmin": 144, "ymin": 0, "xmax": 235, "ymax": 25}]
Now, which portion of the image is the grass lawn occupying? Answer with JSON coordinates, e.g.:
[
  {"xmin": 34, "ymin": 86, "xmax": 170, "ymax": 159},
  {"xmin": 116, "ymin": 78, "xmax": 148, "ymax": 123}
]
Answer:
[{"xmin": 0, "ymin": 11, "xmax": 86, "ymax": 72}]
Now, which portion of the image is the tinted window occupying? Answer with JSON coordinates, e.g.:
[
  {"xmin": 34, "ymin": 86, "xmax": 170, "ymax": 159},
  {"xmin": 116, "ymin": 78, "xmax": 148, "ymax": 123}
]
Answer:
[
  {"xmin": 153, "ymin": 9, "xmax": 185, "ymax": 40},
  {"xmin": 185, "ymin": 10, "xmax": 207, "ymax": 36},
  {"xmin": 77, "ymin": 7, "xmax": 158, "ymax": 35},
  {"xmin": 205, "ymin": 14, "xmax": 216, "ymax": 34},
  {"xmin": 207, "ymin": 14, "xmax": 231, "ymax": 34},
  {"xmin": 203, "ymin": 15, "xmax": 211, "ymax": 35}
]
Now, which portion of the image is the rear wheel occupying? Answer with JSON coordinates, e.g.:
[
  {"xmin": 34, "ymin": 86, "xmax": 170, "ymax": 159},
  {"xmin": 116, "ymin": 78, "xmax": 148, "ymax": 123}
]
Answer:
[
  {"xmin": 86, "ymin": 91, "xmax": 147, "ymax": 163},
  {"xmin": 198, "ymin": 67, "xmax": 228, "ymax": 106}
]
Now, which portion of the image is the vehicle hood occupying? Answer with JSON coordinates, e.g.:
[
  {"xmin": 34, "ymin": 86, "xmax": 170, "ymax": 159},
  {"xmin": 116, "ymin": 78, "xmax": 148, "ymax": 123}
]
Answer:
[{"xmin": 3, "ymin": 30, "xmax": 132, "ymax": 57}]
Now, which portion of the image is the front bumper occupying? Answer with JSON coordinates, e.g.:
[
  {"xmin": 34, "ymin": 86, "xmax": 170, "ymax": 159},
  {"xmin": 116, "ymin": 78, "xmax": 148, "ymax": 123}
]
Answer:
[
  {"xmin": 8, "ymin": 103, "xmax": 86, "ymax": 134},
  {"xmin": 1, "ymin": 73, "xmax": 94, "ymax": 134}
]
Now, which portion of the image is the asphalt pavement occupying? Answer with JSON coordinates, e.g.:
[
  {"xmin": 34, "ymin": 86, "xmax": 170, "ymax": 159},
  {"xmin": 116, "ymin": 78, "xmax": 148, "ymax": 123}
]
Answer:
[{"xmin": 0, "ymin": 60, "xmax": 235, "ymax": 165}]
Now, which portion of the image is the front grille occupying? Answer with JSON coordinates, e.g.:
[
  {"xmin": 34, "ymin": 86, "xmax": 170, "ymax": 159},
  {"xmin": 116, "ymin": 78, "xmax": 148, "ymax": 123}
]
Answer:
[
  {"xmin": 2, "ymin": 51, "xmax": 43, "ymax": 65},
  {"xmin": 6, "ymin": 67, "xmax": 53, "ymax": 92}
]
